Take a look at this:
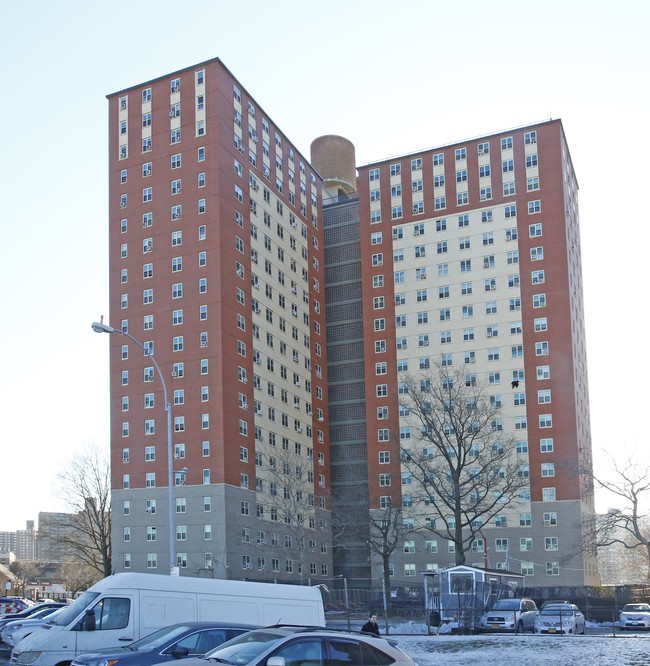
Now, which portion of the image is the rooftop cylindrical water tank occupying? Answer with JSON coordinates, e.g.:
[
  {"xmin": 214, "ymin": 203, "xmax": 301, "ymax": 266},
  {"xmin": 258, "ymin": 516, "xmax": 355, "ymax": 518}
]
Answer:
[{"xmin": 310, "ymin": 135, "xmax": 357, "ymax": 195}]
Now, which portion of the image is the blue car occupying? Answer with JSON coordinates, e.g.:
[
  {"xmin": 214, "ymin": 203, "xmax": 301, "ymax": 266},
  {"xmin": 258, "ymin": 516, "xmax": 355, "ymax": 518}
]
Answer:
[{"xmin": 70, "ymin": 622, "xmax": 258, "ymax": 666}]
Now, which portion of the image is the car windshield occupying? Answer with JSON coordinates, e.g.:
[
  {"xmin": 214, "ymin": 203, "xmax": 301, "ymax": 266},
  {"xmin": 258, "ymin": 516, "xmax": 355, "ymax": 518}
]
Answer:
[
  {"xmin": 28, "ymin": 607, "xmax": 60, "ymax": 620},
  {"xmin": 128, "ymin": 624, "xmax": 198, "ymax": 650},
  {"xmin": 52, "ymin": 592, "xmax": 99, "ymax": 626},
  {"xmin": 623, "ymin": 604, "xmax": 650, "ymax": 612},
  {"xmin": 540, "ymin": 606, "xmax": 574, "ymax": 616},
  {"xmin": 42, "ymin": 608, "xmax": 65, "ymax": 623},
  {"xmin": 491, "ymin": 600, "xmax": 520, "ymax": 611},
  {"xmin": 203, "ymin": 630, "xmax": 285, "ymax": 664}
]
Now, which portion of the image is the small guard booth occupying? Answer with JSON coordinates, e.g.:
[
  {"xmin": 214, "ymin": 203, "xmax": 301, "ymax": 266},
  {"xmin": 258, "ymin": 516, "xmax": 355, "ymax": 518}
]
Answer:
[{"xmin": 423, "ymin": 565, "xmax": 525, "ymax": 631}]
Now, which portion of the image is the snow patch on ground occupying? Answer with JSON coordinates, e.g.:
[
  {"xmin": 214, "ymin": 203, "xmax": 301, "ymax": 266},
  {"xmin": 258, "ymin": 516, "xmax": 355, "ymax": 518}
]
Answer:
[{"xmin": 394, "ymin": 634, "xmax": 650, "ymax": 665}]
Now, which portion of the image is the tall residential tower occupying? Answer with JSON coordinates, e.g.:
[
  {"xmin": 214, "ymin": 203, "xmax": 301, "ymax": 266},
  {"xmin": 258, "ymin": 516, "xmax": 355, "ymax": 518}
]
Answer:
[
  {"xmin": 107, "ymin": 59, "xmax": 332, "ymax": 579},
  {"xmin": 322, "ymin": 120, "xmax": 596, "ymax": 586}
]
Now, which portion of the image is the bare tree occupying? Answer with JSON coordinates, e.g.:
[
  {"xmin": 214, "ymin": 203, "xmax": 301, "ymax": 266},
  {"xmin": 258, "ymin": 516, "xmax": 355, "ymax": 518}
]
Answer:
[
  {"xmin": 57, "ymin": 557, "xmax": 101, "ymax": 596},
  {"xmin": 400, "ymin": 364, "xmax": 529, "ymax": 565},
  {"xmin": 581, "ymin": 454, "xmax": 650, "ymax": 580},
  {"xmin": 260, "ymin": 442, "xmax": 323, "ymax": 580},
  {"xmin": 366, "ymin": 505, "xmax": 405, "ymax": 615},
  {"xmin": 45, "ymin": 444, "xmax": 112, "ymax": 576},
  {"xmin": 9, "ymin": 561, "xmax": 42, "ymax": 597}
]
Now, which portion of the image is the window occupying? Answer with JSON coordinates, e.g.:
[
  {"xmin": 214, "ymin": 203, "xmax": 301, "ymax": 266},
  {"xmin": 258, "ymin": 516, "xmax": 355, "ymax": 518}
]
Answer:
[
  {"xmin": 542, "ymin": 462, "xmax": 555, "ymax": 478},
  {"xmin": 541, "ymin": 437, "xmax": 554, "ymax": 452},
  {"xmin": 542, "ymin": 487, "xmax": 556, "ymax": 501},
  {"xmin": 533, "ymin": 293, "xmax": 547, "ymax": 308},
  {"xmin": 544, "ymin": 511, "xmax": 558, "ymax": 526},
  {"xmin": 530, "ymin": 246, "xmax": 544, "ymax": 261}
]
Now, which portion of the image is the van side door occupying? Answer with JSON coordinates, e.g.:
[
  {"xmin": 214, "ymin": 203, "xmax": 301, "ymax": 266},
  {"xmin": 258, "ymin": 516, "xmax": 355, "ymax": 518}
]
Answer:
[{"xmin": 73, "ymin": 595, "xmax": 135, "ymax": 656}]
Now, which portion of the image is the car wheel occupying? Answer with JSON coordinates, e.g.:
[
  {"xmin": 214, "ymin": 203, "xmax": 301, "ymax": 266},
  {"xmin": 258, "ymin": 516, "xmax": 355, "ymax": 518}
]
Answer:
[{"xmin": 517, "ymin": 620, "xmax": 524, "ymax": 633}]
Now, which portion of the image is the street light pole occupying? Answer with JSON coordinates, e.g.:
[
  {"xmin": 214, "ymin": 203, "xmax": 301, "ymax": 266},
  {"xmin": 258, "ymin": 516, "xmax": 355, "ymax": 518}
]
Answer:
[{"xmin": 92, "ymin": 320, "xmax": 177, "ymax": 575}]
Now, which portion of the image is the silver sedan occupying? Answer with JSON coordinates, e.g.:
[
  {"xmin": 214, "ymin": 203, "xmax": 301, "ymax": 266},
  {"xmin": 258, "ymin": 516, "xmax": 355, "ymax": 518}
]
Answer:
[{"xmin": 535, "ymin": 604, "xmax": 585, "ymax": 635}]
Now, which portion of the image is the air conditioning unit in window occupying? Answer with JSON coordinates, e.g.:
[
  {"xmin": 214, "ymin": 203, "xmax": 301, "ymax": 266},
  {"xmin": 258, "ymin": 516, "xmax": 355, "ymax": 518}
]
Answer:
[
  {"xmin": 252, "ymin": 184, "xmax": 259, "ymax": 191},
  {"xmin": 296, "ymin": 427, "xmax": 303, "ymax": 433},
  {"xmin": 252, "ymin": 136, "xmax": 259, "ymax": 143},
  {"xmin": 256, "ymin": 408, "xmax": 263, "ymax": 415},
  {"xmin": 236, "ymin": 146, "xmax": 244, "ymax": 153},
  {"xmin": 171, "ymin": 371, "xmax": 178, "ymax": 378},
  {"xmin": 200, "ymin": 341, "xmax": 207, "ymax": 348},
  {"xmin": 241, "ymin": 402, "xmax": 248, "ymax": 409}
]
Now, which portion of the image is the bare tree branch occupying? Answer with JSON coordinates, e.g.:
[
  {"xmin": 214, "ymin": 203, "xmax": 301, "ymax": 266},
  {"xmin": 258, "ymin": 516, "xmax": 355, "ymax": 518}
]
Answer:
[
  {"xmin": 578, "ymin": 453, "xmax": 650, "ymax": 580},
  {"xmin": 399, "ymin": 364, "xmax": 529, "ymax": 565},
  {"xmin": 41, "ymin": 444, "xmax": 112, "ymax": 577}
]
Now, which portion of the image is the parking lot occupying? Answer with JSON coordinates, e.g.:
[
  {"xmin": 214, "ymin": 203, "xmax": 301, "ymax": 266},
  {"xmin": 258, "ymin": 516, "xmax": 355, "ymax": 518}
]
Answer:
[{"xmin": 2, "ymin": 627, "xmax": 650, "ymax": 666}]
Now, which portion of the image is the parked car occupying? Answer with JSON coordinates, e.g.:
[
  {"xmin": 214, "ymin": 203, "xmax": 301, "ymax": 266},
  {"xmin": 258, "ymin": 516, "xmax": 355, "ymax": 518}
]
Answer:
[
  {"xmin": 148, "ymin": 626, "xmax": 417, "ymax": 666},
  {"xmin": 70, "ymin": 622, "xmax": 258, "ymax": 666},
  {"xmin": 619, "ymin": 603, "xmax": 650, "ymax": 630},
  {"xmin": 0, "ymin": 598, "xmax": 31, "ymax": 618},
  {"xmin": 0, "ymin": 602, "xmax": 67, "ymax": 636},
  {"xmin": 2, "ymin": 607, "xmax": 65, "ymax": 646},
  {"xmin": 540, "ymin": 599, "xmax": 571, "ymax": 610},
  {"xmin": 535, "ymin": 604, "xmax": 585, "ymax": 635},
  {"xmin": 478, "ymin": 598, "xmax": 538, "ymax": 633}
]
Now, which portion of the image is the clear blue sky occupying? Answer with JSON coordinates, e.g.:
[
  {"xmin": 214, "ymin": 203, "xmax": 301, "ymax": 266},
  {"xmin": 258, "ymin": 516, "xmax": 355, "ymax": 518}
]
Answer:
[{"xmin": 1, "ymin": 0, "xmax": 647, "ymax": 530}]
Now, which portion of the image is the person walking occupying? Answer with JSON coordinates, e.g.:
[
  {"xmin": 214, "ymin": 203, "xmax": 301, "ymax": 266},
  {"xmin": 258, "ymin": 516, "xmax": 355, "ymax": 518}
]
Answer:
[{"xmin": 361, "ymin": 613, "xmax": 380, "ymax": 636}]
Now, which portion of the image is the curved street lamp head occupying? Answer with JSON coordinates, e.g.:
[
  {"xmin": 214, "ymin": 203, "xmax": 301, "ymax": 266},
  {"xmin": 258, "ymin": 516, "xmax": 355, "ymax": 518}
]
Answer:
[{"xmin": 91, "ymin": 321, "xmax": 116, "ymax": 334}]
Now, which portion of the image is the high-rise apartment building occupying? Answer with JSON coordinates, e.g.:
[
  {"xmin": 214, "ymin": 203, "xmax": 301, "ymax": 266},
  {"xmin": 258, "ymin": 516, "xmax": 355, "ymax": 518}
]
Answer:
[
  {"xmin": 107, "ymin": 58, "xmax": 595, "ymax": 586},
  {"xmin": 0, "ymin": 521, "xmax": 35, "ymax": 561},
  {"xmin": 107, "ymin": 59, "xmax": 332, "ymax": 579},
  {"xmin": 321, "ymin": 121, "xmax": 597, "ymax": 586}
]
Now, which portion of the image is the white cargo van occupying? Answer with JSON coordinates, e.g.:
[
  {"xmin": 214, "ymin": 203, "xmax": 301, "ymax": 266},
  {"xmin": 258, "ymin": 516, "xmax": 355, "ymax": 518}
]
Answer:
[{"xmin": 11, "ymin": 572, "xmax": 324, "ymax": 666}]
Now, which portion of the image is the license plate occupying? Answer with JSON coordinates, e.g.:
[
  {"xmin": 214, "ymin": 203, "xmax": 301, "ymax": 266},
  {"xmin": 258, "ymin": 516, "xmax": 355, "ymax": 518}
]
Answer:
[
  {"xmin": 492, "ymin": 625, "xmax": 500, "ymax": 629},
  {"xmin": 548, "ymin": 628, "xmax": 556, "ymax": 633}
]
